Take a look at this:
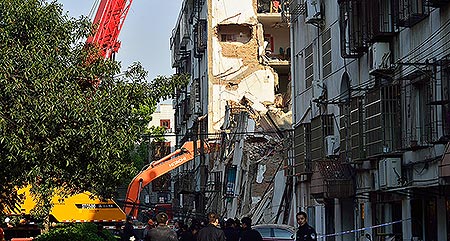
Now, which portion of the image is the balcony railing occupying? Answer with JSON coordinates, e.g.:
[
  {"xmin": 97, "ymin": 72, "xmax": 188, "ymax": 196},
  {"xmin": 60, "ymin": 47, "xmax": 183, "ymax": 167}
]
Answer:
[
  {"xmin": 294, "ymin": 123, "xmax": 312, "ymax": 175},
  {"xmin": 310, "ymin": 115, "xmax": 334, "ymax": 162},
  {"xmin": 365, "ymin": 84, "xmax": 401, "ymax": 157},
  {"xmin": 311, "ymin": 158, "xmax": 355, "ymax": 199},
  {"xmin": 366, "ymin": 0, "xmax": 395, "ymax": 42},
  {"xmin": 174, "ymin": 171, "xmax": 195, "ymax": 194},
  {"xmin": 396, "ymin": 0, "xmax": 429, "ymax": 28},
  {"xmin": 258, "ymin": 0, "xmax": 283, "ymax": 13},
  {"xmin": 340, "ymin": 97, "xmax": 365, "ymax": 162},
  {"xmin": 339, "ymin": 0, "xmax": 369, "ymax": 58}
]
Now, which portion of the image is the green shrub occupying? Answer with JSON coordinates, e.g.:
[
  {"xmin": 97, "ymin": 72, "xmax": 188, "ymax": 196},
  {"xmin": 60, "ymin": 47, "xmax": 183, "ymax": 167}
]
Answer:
[{"xmin": 35, "ymin": 223, "xmax": 115, "ymax": 241}]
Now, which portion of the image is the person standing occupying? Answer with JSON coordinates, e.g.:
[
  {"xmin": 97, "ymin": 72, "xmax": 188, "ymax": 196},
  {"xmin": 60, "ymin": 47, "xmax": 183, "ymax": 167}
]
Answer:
[
  {"xmin": 146, "ymin": 212, "xmax": 178, "ymax": 241},
  {"xmin": 296, "ymin": 211, "xmax": 317, "ymax": 241},
  {"xmin": 143, "ymin": 218, "xmax": 155, "ymax": 240},
  {"xmin": 223, "ymin": 219, "xmax": 239, "ymax": 241},
  {"xmin": 174, "ymin": 220, "xmax": 184, "ymax": 238},
  {"xmin": 122, "ymin": 216, "xmax": 135, "ymax": 241},
  {"xmin": 196, "ymin": 212, "xmax": 226, "ymax": 241},
  {"xmin": 0, "ymin": 225, "xmax": 4, "ymax": 241},
  {"xmin": 239, "ymin": 217, "xmax": 262, "ymax": 241},
  {"xmin": 179, "ymin": 224, "xmax": 195, "ymax": 241}
]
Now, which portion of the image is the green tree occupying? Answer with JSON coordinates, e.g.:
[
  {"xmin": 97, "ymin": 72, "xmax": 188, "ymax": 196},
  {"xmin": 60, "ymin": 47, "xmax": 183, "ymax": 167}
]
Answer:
[
  {"xmin": 0, "ymin": 0, "xmax": 188, "ymax": 218},
  {"xmin": 35, "ymin": 223, "xmax": 116, "ymax": 241}
]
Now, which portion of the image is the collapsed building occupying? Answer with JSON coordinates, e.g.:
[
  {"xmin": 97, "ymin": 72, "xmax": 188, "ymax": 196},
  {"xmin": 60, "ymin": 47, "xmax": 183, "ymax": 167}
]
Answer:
[{"xmin": 170, "ymin": 0, "xmax": 293, "ymax": 222}]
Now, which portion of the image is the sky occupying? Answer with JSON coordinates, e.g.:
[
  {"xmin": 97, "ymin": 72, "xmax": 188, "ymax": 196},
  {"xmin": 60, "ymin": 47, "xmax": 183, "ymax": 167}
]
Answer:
[{"xmin": 57, "ymin": 0, "xmax": 183, "ymax": 81}]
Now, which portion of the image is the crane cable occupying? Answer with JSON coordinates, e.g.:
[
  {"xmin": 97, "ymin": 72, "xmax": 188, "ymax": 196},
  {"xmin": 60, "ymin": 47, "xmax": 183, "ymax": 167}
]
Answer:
[{"xmin": 88, "ymin": 0, "xmax": 101, "ymax": 21}]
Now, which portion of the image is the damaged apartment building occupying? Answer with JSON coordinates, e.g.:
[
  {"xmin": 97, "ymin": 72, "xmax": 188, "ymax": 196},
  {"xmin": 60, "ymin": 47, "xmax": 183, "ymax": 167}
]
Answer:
[
  {"xmin": 286, "ymin": 0, "xmax": 450, "ymax": 240},
  {"xmin": 170, "ymin": 0, "xmax": 293, "ymax": 222}
]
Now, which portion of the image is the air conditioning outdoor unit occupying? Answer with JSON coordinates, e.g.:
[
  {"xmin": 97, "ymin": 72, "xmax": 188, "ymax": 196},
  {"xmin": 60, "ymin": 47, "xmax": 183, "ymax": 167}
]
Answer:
[
  {"xmin": 324, "ymin": 135, "xmax": 337, "ymax": 158},
  {"xmin": 305, "ymin": 0, "xmax": 322, "ymax": 24},
  {"xmin": 368, "ymin": 42, "xmax": 391, "ymax": 75},
  {"xmin": 378, "ymin": 157, "xmax": 402, "ymax": 189}
]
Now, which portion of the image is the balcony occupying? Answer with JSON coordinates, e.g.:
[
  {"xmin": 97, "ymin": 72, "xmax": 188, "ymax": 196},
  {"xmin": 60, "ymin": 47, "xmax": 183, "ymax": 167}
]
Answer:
[
  {"xmin": 310, "ymin": 115, "xmax": 334, "ymax": 162},
  {"xmin": 311, "ymin": 158, "xmax": 355, "ymax": 199},
  {"xmin": 294, "ymin": 123, "xmax": 313, "ymax": 176},
  {"xmin": 258, "ymin": 0, "xmax": 283, "ymax": 14},
  {"xmin": 396, "ymin": 0, "xmax": 429, "ymax": 28},
  {"xmin": 364, "ymin": 84, "xmax": 402, "ymax": 157},
  {"xmin": 282, "ymin": 0, "xmax": 305, "ymax": 23},
  {"xmin": 205, "ymin": 171, "xmax": 222, "ymax": 193},
  {"xmin": 179, "ymin": 97, "xmax": 192, "ymax": 121},
  {"xmin": 339, "ymin": 0, "xmax": 369, "ymax": 58},
  {"xmin": 366, "ymin": 0, "xmax": 396, "ymax": 42},
  {"xmin": 340, "ymin": 97, "xmax": 365, "ymax": 162},
  {"xmin": 174, "ymin": 171, "xmax": 195, "ymax": 194},
  {"xmin": 257, "ymin": 11, "xmax": 290, "ymax": 67}
]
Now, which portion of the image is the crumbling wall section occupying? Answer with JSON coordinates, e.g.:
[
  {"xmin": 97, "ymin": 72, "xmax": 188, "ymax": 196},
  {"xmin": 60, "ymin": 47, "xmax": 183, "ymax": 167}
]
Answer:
[
  {"xmin": 238, "ymin": 136, "xmax": 288, "ymax": 218},
  {"xmin": 210, "ymin": 0, "xmax": 279, "ymax": 131}
]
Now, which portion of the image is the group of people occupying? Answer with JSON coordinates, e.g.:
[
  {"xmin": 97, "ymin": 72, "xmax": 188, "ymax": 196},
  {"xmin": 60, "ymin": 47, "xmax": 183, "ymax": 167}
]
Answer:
[
  {"xmin": 140, "ymin": 210, "xmax": 317, "ymax": 241},
  {"xmin": 141, "ymin": 212, "xmax": 262, "ymax": 241}
]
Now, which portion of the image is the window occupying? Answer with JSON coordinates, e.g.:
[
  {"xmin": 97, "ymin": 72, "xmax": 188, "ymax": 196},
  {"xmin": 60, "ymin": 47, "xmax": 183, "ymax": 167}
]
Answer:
[
  {"xmin": 411, "ymin": 198, "xmax": 437, "ymax": 241},
  {"xmin": 160, "ymin": 119, "xmax": 171, "ymax": 129},
  {"xmin": 338, "ymin": 0, "xmax": 368, "ymax": 58},
  {"xmin": 340, "ymin": 97, "xmax": 365, "ymax": 160},
  {"xmin": 402, "ymin": 71, "xmax": 434, "ymax": 148},
  {"xmin": 195, "ymin": 19, "xmax": 207, "ymax": 53},
  {"xmin": 305, "ymin": 44, "xmax": 314, "ymax": 88},
  {"xmin": 411, "ymin": 79, "xmax": 432, "ymax": 144},
  {"xmin": 273, "ymin": 228, "xmax": 293, "ymax": 238},
  {"xmin": 365, "ymin": 84, "xmax": 401, "ymax": 156},
  {"xmin": 441, "ymin": 66, "xmax": 450, "ymax": 138},
  {"xmin": 254, "ymin": 228, "xmax": 271, "ymax": 238},
  {"xmin": 218, "ymin": 24, "xmax": 252, "ymax": 44},
  {"xmin": 366, "ymin": 0, "xmax": 395, "ymax": 42},
  {"xmin": 396, "ymin": 0, "xmax": 429, "ymax": 27},
  {"xmin": 322, "ymin": 28, "xmax": 332, "ymax": 78}
]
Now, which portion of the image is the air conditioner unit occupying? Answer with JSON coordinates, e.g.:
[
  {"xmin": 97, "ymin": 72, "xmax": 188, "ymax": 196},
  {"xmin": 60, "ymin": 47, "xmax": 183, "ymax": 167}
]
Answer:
[
  {"xmin": 368, "ymin": 42, "xmax": 391, "ymax": 75},
  {"xmin": 378, "ymin": 157, "xmax": 402, "ymax": 189},
  {"xmin": 305, "ymin": 0, "xmax": 322, "ymax": 24},
  {"xmin": 324, "ymin": 135, "xmax": 337, "ymax": 158}
]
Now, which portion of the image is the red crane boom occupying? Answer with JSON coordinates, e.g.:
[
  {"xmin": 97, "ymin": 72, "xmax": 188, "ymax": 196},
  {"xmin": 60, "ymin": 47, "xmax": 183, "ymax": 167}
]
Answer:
[{"xmin": 86, "ymin": 0, "xmax": 133, "ymax": 59}]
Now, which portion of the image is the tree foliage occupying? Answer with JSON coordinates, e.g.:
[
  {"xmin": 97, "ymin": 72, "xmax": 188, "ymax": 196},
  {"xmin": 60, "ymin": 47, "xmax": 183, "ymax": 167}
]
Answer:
[
  {"xmin": 0, "ymin": 0, "xmax": 189, "ymax": 218},
  {"xmin": 35, "ymin": 223, "xmax": 116, "ymax": 241}
]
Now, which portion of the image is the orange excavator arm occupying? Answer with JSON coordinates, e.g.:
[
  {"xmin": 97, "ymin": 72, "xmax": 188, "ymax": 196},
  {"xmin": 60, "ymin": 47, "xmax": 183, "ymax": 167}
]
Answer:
[{"xmin": 123, "ymin": 140, "xmax": 208, "ymax": 218}]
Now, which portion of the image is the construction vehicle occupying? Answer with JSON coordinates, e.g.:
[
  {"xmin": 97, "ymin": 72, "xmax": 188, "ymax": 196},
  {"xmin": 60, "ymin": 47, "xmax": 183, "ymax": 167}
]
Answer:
[
  {"xmin": 10, "ymin": 186, "xmax": 126, "ymax": 223},
  {"xmin": 124, "ymin": 140, "xmax": 209, "ymax": 219},
  {"xmin": 6, "ymin": 0, "xmax": 133, "ymax": 229}
]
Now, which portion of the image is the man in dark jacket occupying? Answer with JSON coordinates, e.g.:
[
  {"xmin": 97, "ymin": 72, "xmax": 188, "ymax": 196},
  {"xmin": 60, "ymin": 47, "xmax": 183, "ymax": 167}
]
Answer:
[
  {"xmin": 239, "ymin": 217, "xmax": 263, "ymax": 241},
  {"xmin": 196, "ymin": 212, "xmax": 226, "ymax": 241},
  {"xmin": 122, "ymin": 216, "xmax": 135, "ymax": 241},
  {"xmin": 296, "ymin": 211, "xmax": 317, "ymax": 241},
  {"xmin": 146, "ymin": 212, "xmax": 178, "ymax": 241},
  {"xmin": 223, "ymin": 219, "xmax": 239, "ymax": 241}
]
